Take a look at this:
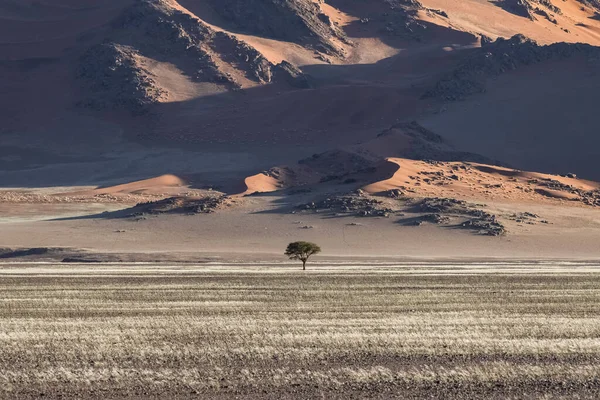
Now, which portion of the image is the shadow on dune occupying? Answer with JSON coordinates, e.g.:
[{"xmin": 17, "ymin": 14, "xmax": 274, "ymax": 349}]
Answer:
[{"xmin": 0, "ymin": 10, "xmax": 484, "ymax": 190}]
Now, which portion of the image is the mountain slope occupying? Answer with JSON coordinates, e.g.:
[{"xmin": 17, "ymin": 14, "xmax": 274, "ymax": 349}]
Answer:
[{"xmin": 2, "ymin": 0, "xmax": 600, "ymax": 187}]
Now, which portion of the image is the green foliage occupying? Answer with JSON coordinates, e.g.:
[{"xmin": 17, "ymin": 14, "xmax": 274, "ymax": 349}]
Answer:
[{"xmin": 285, "ymin": 241, "xmax": 321, "ymax": 269}]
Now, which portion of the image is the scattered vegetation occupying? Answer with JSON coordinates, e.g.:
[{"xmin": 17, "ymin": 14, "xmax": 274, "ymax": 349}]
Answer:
[{"xmin": 1, "ymin": 266, "xmax": 599, "ymax": 398}]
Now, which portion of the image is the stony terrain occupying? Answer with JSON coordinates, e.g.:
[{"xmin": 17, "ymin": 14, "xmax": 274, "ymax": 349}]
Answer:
[{"xmin": 121, "ymin": 195, "xmax": 231, "ymax": 217}]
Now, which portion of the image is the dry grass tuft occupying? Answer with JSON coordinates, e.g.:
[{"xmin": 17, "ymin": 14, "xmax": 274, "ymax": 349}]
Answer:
[{"xmin": 1, "ymin": 267, "xmax": 600, "ymax": 398}]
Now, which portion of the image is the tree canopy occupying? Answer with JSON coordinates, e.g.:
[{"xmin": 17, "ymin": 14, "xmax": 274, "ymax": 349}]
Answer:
[{"xmin": 285, "ymin": 241, "xmax": 321, "ymax": 270}]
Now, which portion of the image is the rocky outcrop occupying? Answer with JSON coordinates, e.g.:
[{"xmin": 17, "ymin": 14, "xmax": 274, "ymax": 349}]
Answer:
[
  {"xmin": 77, "ymin": 0, "xmax": 310, "ymax": 112},
  {"xmin": 77, "ymin": 43, "xmax": 165, "ymax": 113},
  {"xmin": 425, "ymin": 34, "xmax": 600, "ymax": 101},
  {"xmin": 417, "ymin": 197, "xmax": 506, "ymax": 235},
  {"xmin": 577, "ymin": 0, "xmax": 600, "ymax": 12},
  {"xmin": 211, "ymin": 32, "xmax": 274, "ymax": 84},
  {"xmin": 532, "ymin": 178, "xmax": 600, "ymax": 206},
  {"xmin": 111, "ymin": 0, "xmax": 273, "ymax": 85},
  {"xmin": 382, "ymin": 1, "xmax": 428, "ymax": 40},
  {"xmin": 498, "ymin": 0, "xmax": 536, "ymax": 19},
  {"xmin": 127, "ymin": 195, "xmax": 229, "ymax": 216},
  {"xmin": 299, "ymin": 192, "xmax": 393, "ymax": 217},
  {"xmin": 495, "ymin": 0, "xmax": 561, "ymax": 20},
  {"xmin": 203, "ymin": 0, "xmax": 347, "ymax": 55},
  {"xmin": 273, "ymin": 61, "xmax": 312, "ymax": 88}
]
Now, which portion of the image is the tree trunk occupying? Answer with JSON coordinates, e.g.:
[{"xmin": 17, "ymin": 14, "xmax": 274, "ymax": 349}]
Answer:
[{"xmin": 302, "ymin": 260, "xmax": 306, "ymax": 271}]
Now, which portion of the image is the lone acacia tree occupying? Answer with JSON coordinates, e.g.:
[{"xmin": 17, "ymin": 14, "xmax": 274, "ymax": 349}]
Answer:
[{"xmin": 285, "ymin": 241, "xmax": 322, "ymax": 270}]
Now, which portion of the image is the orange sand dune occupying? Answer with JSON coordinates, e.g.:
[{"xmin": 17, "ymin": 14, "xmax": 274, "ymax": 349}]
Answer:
[
  {"xmin": 63, "ymin": 175, "xmax": 188, "ymax": 197},
  {"xmin": 420, "ymin": 0, "xmax": 600, "ymax": 46},
  {"xmin": 364, "ymin": 158, "xmax": 600, "ymax": 205},
  {"xmin": 239, "ymin": 173, "xmax": 281, "ymax": 196},
  {"xmin": 236, "ymin": 166, "xmax": 319, "ymax": 196}
]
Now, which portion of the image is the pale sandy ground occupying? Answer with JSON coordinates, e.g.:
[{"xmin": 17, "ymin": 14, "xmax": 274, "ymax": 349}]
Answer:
[
  {"xmin": 2, "ymin": 260, "xmax": 599, "ymax": 275},
  {"xmin": 1, "ymin": 194, "xmax": 599, "ymax": 260},
  {"xmin": 2, "ymin": 0, "xmax": 600, "ymax": 263},
  {"xmin": 2, "ymin": 153, "xmax": 600, "ymax": 261}
]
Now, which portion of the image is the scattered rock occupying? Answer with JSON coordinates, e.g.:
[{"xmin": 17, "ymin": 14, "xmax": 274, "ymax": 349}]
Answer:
[
  {"xmin": 414, "ymin": 197, "xmax": 506, "ymax": 235},
  {"xmin": 126, "ymin": 196, "xmax": 229, "ymax": 217},
  {"xmin": 298, "ymin": 193, "xmax": 393, "ymax": 217},
  {"xmin": 462, "ymin": 218, "xmax": 506, "ymax": 236},
  {"xmin": 410, "ymin": 213, "xmax": 451, "ymax": 225},
  {"xmin": 419, "ymin": 197, "xmax": 469, "ymax": 213},
  {"xmin": 384, "ymin": 189, "xmax": 406, "ymax": 199},
  {"xmin": 509, "ymin": 212, "xmax": 542, "ymax": 224}
]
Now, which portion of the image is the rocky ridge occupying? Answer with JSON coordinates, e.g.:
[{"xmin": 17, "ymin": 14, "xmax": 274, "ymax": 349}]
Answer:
[
  {"xmin": 126, "ymin": 195, "xmax": 229, "ymax": 218},
  {"xmin": 298, "ymin": 191, "xmax": 394, "ymax": 218},
  {"xmin": 77, "ymin": 43, "xmax": 165, "ymax": 113},
  {"xmin": 577, "ymin": 0, "xmax": 600, "ymax": 11},
  {"xmin": 416, "ymin": 197, "xmax": 506, "ymax": 236},
  {"xmin": 77, "ymin": 0, "xmax": 308, "ymax": 112},
  {"xmin": 426, "ymin": 34, "xmax": 600, "ymax": 100},
  {"xmin": 203, "ymin": 0, "xmax": 349, "ymax": 55},
  {"xmin": 497, "ymin": 0, "xmax": 562, "ymax": 21}
]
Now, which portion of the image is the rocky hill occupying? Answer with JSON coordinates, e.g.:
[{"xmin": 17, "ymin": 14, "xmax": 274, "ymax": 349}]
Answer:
[
  {"xmin": 75, "ymin": 0, "xmax": 311, "ymax": 112},
  {"xmin": 425, "ymin": 34, "xmax": 600, "ymax": 100},
  {"xmin": 200, "ymin": 0, "xmax": 348, "ymax": 54},
  {"xmin": 2, "ymin": 0, "xmax": 600, "ymax": 188}
]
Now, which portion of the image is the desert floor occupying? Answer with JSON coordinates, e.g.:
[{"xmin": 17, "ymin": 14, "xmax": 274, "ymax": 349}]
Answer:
[
  {"xmin": 1, "ymin": 190, "xmax": 600, "ymax": 260},
  {"xmin": 1, "ymin": 262, "xmax": 600, "ymax": 399}
]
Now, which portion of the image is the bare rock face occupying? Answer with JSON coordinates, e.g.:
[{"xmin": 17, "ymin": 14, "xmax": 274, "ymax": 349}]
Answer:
[
  {"xmin": 425, "ymin": 34, "xmax": 600, "ymax": 101},
  {"xmin": 577, "ymin": 0, "xmax": 600, "ymax": 12},
  {"xmin": 496, "ymin": 0, "xmax": 562, "ymax": 20},
  {"xmin": 273, "ymin": 61, "xmax": 312, "ymax": 88},
  {"xmin": 391, "ymin": 0, "xmax": 424, "ymax": 7},
  {"xmin": 77, "ymin": 0, "xmax": 311, "ymax": 112},
  {"xmin": 380, "ymin": 0, "xmax": 428, "ymax": 40},
  {"xmin": 500, "ymin": 0, "xmax": 536, "ymax": 19},
  {"xmin": 111, "ymin": 0, "xmax": 273, "ymax": 85},
  {"xmin": 77, "ymin": 43, "xmax": 165, "ymax": 113},
  {"xmin": 203, "ymin": 0, "xmax": 347, "ymax": 55}
]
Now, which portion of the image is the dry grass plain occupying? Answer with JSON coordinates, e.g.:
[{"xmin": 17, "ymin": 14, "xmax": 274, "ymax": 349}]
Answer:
[{"xmin": 1, "ymin": 263, "xmax": 600, "ymax": 399}]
